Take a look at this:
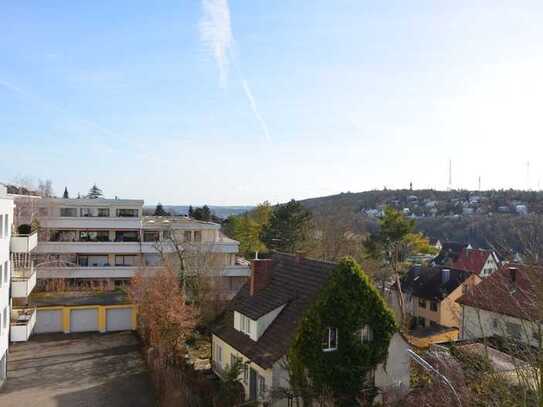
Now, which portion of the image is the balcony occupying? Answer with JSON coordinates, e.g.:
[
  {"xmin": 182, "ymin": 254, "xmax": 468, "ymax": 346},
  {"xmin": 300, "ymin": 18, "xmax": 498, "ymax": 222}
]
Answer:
[
  {"xmin": 10, "ymin": 307, "xmax": 36, "ymax": 342},
  {"xmin": 37, "ymin": 265, "xmax": 163, "ymax": 279},
  {"xmin": 10, "ymin": 232, "xmax": 38, "ymax": 253},
  {"xmin": 11, "ymin": 263, "xmax": 37, "ymax": 298}
]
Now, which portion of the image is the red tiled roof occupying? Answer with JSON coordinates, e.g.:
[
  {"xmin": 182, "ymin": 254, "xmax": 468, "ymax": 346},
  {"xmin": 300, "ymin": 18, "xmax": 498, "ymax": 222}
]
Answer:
[
  {"xmin": 457, "ymin": 264, "xmax": 543, "ymax": 321},
  {"xmin": 451, "ymin": 249, "xmax": 491, "ymax": 275}
]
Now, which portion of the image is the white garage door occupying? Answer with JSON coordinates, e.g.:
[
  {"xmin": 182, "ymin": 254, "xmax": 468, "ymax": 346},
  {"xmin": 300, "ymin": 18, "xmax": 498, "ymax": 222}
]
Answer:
[
  {"xmin": 70, "ymin": 309, "xmax": 98, "ymax": 333},
  {"xmin": 106, "ymin": 308, "xmax": 133, "ymax": 332},
  {"xmin": 35, "ymin": 309, "xmax": 63, "ymax": 334}
]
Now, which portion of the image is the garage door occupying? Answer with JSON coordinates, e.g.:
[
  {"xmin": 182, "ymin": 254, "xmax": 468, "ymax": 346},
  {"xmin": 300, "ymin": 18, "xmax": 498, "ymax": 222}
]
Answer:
[
  {"xmin": 35, "ymin": 309, "xmax": 63, "ymax": 334},
  {"xmin": 70, "ymin": 309, "xmax": 98, "ymax": 333},
  {"xmin": 106, "ymin": 308, "xmax": 133, "ymax": 332}
]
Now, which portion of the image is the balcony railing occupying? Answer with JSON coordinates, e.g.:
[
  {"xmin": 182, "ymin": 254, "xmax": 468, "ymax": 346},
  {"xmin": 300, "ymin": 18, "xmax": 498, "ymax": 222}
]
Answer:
[
  {"xmin": 11, "ymin": 263, "xmax": 37, "ymax": 298},
  {"xmin": 10, "ymin": 307, "xmax": 36, "ymax": 342},
  {"xmin": 10, "ymin": 232, "xmax": 38, "ymax": 253}
]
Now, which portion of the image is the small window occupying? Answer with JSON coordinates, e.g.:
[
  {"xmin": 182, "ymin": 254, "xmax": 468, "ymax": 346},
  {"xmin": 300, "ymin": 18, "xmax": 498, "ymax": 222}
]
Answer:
[
  {"xmin": 430, "ymin": 301, "xmax": 438, "ymax": 312},
  {"xmin": 116, "ymin": 208, "xmax": 139, "ymax": 217},
  {"xmin": 214, "ymin": 343, "xmax": 223, "ymax": 363},
  {"xmin": 0, "ymin": 215, "xmax": 3, "ymax": 238},
  {"xmin": 80, "ymin": 208, "xmax": 94, "ymax": 217},
  {"xmin": 162, "ymin": 230, "xmax": 172, "ymax": 240},
  {"xmin": 97, "ymin": 208, "xmax": 110, "ymax": 217},
  {"xmin": 322, "ymin": 327, "xmax": 338, "ymax": 351},
  {"xmin": 418, "ymin": 299, "xmax": 426, "ymax": 308},
  {"xmin": 359, "ymin": 325, "xmax": 373, "ymax": 343},
  {"xmin": 143, "ymin": 231, "xmax": 160, "ymax": 242},
  {"xmin": 194, "ymin": 230, "xmax": 202, "ymax": 242},
  {"xmin": 115, "ymin": 255, "xmax": 137, "ymax": 266},
  {"xmin": 3, "ymin": 261, "xmax": 7, "ymax": 283},
  {"xmin": 506, "ymin": 322, "xmax": 521, "ymax": 339},
  {"xmin": 243, "ymin": 363, "xmax": 249, "ymax": 383},
  {"xmin": 184, "ymin": 231, "xmax": 192, "ymax": 242},
  {"xmin": 4, "ymin": 215, "xmax": 7, "ymax": 237},
  {"xmin": 258, "ymin": 374, "xmax": 266, "ymax": 397},
  {"xmin": 39, "ymin": 207, "xmax": 49, "ymax": 217},
  {"xmin": 239, "ymin": 314, "xmax": 252, "ymax": 336},
  {"xmin": 60, "ymin": 208, "xmax": 77, "ymax": 217},
  {"xmin": 3, "ymin": 307, "xmax": 6, "ymax": 330},
  {"xmin": 0, "ymin": 264, "xmax": 2, "ymax": 288}
]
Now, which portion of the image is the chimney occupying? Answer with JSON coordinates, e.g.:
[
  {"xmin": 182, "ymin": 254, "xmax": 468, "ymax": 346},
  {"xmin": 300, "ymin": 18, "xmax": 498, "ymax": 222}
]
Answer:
[
  {"xmin": 250, "ymin": 259, "xmax": 274, "ymax": 296},
  {"xmin": 442, "ymin": 268, "xmax": 451, "ymax": 284}
]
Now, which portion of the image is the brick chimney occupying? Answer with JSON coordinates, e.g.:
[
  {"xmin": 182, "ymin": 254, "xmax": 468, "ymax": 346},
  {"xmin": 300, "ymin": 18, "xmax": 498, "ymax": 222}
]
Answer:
[{"xmin": 250, "ymin": 259, "xmax": 274, "ymax": 296}]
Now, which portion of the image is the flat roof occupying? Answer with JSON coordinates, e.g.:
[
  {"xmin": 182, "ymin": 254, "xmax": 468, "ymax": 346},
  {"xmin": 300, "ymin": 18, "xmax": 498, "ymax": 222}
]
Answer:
[
  {"xmin": 31, "ymin": 291, "xmax": 130, "ymax": 307},
  {"xmin": 39, "ymin": 197, "xmax": 144, "ymax": 206}
]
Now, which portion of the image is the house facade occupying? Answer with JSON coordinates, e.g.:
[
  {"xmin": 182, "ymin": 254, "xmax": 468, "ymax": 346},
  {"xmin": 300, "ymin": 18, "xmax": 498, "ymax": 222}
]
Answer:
[
  {"xmin": 458, "ymin": 265, "xmax": 542, "ymax": 347},
  {"xmin": 212, "ymin": 254, "xmax": 410, "ymax": 405},
  {"xmin": 35, "ymin": 198, "xmax": 249, "ymax": 297},
  {"xmin": 393, "ymin": 266, "xmax": 481, "ymax": 345}
]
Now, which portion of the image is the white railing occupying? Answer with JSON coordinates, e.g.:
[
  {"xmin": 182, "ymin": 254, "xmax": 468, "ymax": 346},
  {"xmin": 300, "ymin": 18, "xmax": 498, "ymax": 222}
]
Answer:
[
  {"xmin": 10, "ymin": 232, "xmax": 38, "ymax": 253},
  {"xmin": 10, "ymin": 307, "xmax": 36, "ymax": 342}
]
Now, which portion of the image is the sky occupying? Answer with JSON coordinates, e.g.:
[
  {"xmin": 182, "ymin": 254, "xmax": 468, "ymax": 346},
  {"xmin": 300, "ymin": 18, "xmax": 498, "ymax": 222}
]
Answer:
[{"xmin": 2, "ymin": 1, "xmax": 543, "ymax": 205}]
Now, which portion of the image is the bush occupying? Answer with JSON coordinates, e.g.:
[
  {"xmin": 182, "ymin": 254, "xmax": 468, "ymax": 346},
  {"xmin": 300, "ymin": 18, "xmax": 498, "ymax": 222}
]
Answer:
[{"xmin": 17, "ymin": 224, "xmax": 32, "ymax": 235}]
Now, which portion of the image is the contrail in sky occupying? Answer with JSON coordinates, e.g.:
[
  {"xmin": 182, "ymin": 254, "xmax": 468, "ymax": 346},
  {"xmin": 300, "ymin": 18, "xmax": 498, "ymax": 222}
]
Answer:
[{"xmin": 199, "ymin": 0, "xmax": 271, "ymax": 142}]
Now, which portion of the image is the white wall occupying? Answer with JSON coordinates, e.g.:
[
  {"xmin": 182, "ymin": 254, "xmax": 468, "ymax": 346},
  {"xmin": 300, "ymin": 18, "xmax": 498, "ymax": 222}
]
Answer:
[
  {"xmin": 375, "ymin": 333, "xmax": 411, "ymax": 394},
  {"xmin": 0, "ymin": 194, "xmax": 14, "ymax": 381},
  {"xmin": 461, "ymin": 305, "xmax": 542, "ymax": 347}
]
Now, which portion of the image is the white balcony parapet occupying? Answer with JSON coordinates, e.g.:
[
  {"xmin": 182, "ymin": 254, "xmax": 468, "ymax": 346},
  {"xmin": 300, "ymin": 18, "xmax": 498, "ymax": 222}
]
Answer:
[
  {"xmin": 11, "ymin": 264, "xmax": 37, "ymax": 298},
  {"xmin": 223, "ymin": 265, "xmax": 251, "ymax": 277},
  {"xmin": 37, "ymin": 265, "xmax": 164, "ymax": 279},
  {"xmin": 10, "ymin": 232, "xmax": 38, "ymax": 253},
  {"xmin": 10, "ymin": 307, "xmax": 36, "ymax": 342}
]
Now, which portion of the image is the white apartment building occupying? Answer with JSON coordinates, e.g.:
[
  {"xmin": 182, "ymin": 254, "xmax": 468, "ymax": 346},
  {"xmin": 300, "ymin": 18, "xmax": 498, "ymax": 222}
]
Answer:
[
  {"xmin": 35, "ymin": 198, "xmax": 249, "ymax": 297},
  {"xmin": 0, "ymin": 186, "xmax": 38, "ymax": 388}
]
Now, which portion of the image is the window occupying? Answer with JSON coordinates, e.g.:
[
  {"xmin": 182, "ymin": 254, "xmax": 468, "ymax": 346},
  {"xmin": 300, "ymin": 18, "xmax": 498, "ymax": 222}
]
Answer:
[
  {"xmin": 143, "ymin": 231, "xmax": 160, "ymax": 242},
  {"xmin": 492, "ymin": 319, "xmax": 499, "ymax": 329},
  {"xmin": 418, "ymin": 298, "xmax": 426, "ymax": 308},
  {"xmin": 5, "ymin": 215, "xmax": 8, "ymax": 237},
  {"xmin": 506, "ymin": 322, "xmax": 522, "ymax": 340},
  {"xmin": 3, "ymin": 307, "xmax": 6, "ymax": 330},
  {"xmin": 3, "ymin": 261, "xmax": 7, "ymax": 284},
  {"xmin": 0, "ymin": 264, "xmax": 2, "ymax": 288},
  {"xmin": 79, "ymin": 255, "xmax": 109, "ymax": 267},
  {"xmin": 51, "ymin": 230, "xmax": 76, "ymax": 242},
  {"xmin": 416, "ymin": 317, "xmax": 425, "ymax": 328},
  {"xmin": 243, "ymin": 363, "xmax": 249, "ymax": 383},
  {"xmin": 115, "ymin": 231, "xmax": 139, "ymax": 242},
  {"xmin": 214, "ymin": 343, "xmax": 223, "ymax": 363},
  {"xmin": 115, "ymin": 255, "xmax": 137, "ymax": 266},
  {"xmin": 430, "ymin": 301, "xmax": 438, "ymax": 312},
  {"xmin": 97, "ymin": 208, "xmax": 110, "ymax": 217},
  {"xmin": 80, "ymin": 231, "xmax": 110, "ymax": 242},
  {"xmin": 239, "ymin": 314, "xmax": 252, "ymax": 336},
  {"xmin": 39, "ymin": 207, "xmax": 49, "ymax": 217},
  {"xmin": 60, "ymin": 208, "xmax": 78, "ymax": 217},
  {"xmin": 194, "ymin": 230, "xmax": 202, "ymax": 242},
  {"xmin": 258, "ymin": 374, "xmax": 266, "ymax": 397},
  {"xmin": 0, "ymin": 215, "xmax": 3, "ymax": 238},
  {"xmin": 162, "ymin": 230, "xmax": 172, "ymax": 240},
  {"xmin": 80, "ymin": 208, "xmax": 94, "ymax": 217},
  {"xmin": 322, "ymin": 327, "xmax": 338, "ymax": 351},
  {"xmin": 184, "ymin": 231, "xmax": 192, "ymax": 242},
  {"xmin": 144, "ymin": 254, "xmax": 162, "ymax": 266},
  {"xmin": 116, "ymin": 208, "xmax": 138, "ymax": 217},
  {"xmin": 359, "ymin": 325, "xmax": 373, "ymax": 343}
]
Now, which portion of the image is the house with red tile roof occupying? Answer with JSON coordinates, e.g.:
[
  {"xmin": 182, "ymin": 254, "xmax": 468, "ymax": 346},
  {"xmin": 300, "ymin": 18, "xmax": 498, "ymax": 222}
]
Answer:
[
  {"xmin": 457, "ymin": 264, "xmax": 543, "ymax": 347},
  {"xmin": 451, "ymin": 248, "xmax": 500, "ymax": 278}
]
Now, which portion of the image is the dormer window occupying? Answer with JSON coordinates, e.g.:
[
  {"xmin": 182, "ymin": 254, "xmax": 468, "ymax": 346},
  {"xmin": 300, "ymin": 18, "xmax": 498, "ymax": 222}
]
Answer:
[
  {"xmin": 358, "ymin": 325, "xmax": 373, "ymax": 343},
  {"xmin": 240, "ymin": 314, "xmax": 252, "ymax": 336},
  {"xmin": 322, "ymin": 327, "xmax": 338, "ymax": 352}
]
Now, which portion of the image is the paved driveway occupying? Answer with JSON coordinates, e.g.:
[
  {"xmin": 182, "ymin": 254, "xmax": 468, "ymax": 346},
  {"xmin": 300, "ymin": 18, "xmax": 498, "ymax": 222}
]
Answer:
[{"xmin": 0, "ymin": 332, "xmax": 156, "ymax": 407}]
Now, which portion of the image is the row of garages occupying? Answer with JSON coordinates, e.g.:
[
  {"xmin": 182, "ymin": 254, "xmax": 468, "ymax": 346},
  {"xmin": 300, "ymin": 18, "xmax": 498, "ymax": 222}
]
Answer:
[{"xmin": 35, "ymin": 305, "xmax": 136, "ymax": 334}]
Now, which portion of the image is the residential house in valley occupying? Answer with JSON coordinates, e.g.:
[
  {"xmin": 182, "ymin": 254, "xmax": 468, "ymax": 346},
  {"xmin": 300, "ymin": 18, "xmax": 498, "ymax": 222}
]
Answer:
[
  {"xmin": 458, "ymin": 264, "xmax": 542, "ymax": 347},
  {"xmin": 211, "ymin": 253, "xmax": 410, "ymax": 405},
  {"xmin": 394, "ymin": 266, "xmax": 482, "ymax": 346},
  {"xmin": 433, "ymin": 242, "xmax": 499, "ymax": 278}
]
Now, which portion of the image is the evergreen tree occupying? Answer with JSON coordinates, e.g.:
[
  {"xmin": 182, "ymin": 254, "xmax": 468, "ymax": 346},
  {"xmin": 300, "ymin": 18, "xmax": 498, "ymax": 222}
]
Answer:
[
  {"xmin": 192, "ymin": 205, "xmax": 212, "ymax": 221},
  {"xmin": 261, "ymin": 199, "xmax": 313, "ymax": 254},
  {"xmin": 154, "ymin": 203, "xmax": 169, "ymax": 216},
  {"xmin": 188, "ymin": 205, "xmax": 194, "ymax": 217},
  {"xmin": 62, "ymin": 187, "xmax": 69, "ymax": 199},
  {"xmin": 87, "ymin": 184, "xmax": 103, "ymax": 199}
]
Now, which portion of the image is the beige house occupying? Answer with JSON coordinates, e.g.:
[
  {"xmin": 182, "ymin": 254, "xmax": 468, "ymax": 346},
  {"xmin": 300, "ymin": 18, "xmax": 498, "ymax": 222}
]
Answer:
[
  {"xmin": 212, "ymin": 254, "xmax": 411, "ymax": 405},
  {"xmin": 394, "ymin": 266, "xmax": 481, "ymax": 345}
]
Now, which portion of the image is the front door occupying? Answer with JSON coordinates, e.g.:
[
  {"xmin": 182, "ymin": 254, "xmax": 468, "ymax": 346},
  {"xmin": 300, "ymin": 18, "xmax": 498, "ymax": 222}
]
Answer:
[{"xmin": 249, "ymin": 368, "xmax": 258, "ymax": 400}]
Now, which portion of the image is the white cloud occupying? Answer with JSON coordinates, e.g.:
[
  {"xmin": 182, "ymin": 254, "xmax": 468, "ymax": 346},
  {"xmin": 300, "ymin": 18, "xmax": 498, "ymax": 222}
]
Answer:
[
  {"xmin": 199, "ymin": 0, "xmax": 233, "ymax": 87},
  {"xmin": 242, "ymin": 80, "xmax": 271, "ymax": 143}
]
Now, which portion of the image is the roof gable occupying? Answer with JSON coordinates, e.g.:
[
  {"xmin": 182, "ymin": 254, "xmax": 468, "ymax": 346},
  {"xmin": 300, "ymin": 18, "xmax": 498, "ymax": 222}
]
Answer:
[{"xmin": 400, "ymin": 266, "xmax": 474, "ymax": 301}]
